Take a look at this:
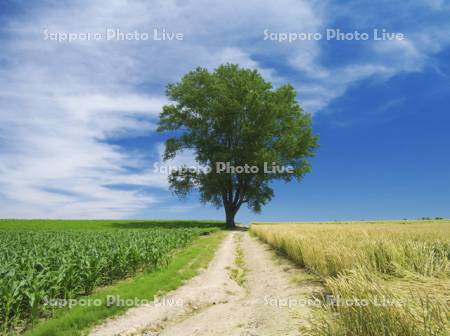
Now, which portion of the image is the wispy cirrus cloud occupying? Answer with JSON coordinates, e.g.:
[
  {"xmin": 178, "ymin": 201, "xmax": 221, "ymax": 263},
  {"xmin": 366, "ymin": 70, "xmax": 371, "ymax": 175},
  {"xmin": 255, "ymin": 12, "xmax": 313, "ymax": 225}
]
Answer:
[
  {"xmin": 0, "ymin": 0, "xmax": 449, "ymax": 218},
  {"xmin": 0, "ymin": 0, "xmax": 319, "ymax": 218}
]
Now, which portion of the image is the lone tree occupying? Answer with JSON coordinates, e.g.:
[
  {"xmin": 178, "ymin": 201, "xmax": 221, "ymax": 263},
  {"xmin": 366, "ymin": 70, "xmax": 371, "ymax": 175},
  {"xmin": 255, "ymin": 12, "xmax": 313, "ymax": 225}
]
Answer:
[{"xmin": 157, "ymin": 64, "xmax": 318, "ymax": 228}]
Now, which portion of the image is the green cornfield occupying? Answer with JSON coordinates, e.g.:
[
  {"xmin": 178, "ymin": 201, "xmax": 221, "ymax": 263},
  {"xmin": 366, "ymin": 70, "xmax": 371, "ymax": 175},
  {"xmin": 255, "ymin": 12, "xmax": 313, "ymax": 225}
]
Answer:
[{"xmin": 0, "ymin": 220, "xmax": 220, "ymax": 334}]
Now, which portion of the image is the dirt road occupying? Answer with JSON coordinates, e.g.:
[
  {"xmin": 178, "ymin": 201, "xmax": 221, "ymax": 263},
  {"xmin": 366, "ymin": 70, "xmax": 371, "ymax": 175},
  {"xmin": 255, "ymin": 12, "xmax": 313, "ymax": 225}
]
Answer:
[{"xmin": 90, "ymin": 232, "xmax": 320, "ymax": 336}]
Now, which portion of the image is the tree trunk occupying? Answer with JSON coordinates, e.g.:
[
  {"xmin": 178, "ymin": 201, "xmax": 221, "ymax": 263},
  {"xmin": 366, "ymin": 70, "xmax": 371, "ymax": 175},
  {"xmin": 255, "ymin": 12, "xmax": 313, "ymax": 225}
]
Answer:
[{"xmin": 225, "ymin": 206, "xmax": 236, "ymax": 228}]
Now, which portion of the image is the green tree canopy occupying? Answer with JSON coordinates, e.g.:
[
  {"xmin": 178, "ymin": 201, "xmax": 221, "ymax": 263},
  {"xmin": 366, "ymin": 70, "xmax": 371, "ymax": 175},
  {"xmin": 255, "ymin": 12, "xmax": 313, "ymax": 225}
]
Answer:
[{"xmin": 157, "ymin": 64, "xmax": 318, "ymax": 227}]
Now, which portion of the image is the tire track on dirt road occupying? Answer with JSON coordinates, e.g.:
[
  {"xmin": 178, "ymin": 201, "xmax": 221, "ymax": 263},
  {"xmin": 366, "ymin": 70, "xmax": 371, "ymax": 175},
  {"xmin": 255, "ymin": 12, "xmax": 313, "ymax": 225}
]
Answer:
[{"xmin": 90, "ymin": 231, "xmax": 320, "ymax": 336}]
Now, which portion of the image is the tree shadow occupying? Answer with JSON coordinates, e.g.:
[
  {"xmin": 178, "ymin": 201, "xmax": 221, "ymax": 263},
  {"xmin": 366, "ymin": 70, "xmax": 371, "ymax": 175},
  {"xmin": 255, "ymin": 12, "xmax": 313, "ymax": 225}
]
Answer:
[{"xmin": 111, "ymin": 220, "xmax": 227, "ymax": 230}]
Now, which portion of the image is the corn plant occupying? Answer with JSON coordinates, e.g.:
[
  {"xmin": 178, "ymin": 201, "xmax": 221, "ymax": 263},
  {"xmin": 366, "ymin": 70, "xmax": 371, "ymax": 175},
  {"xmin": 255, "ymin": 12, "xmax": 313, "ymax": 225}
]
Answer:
[{"xmin": 0, "ymin": 227, "xmax": 207, "ymax": 333}]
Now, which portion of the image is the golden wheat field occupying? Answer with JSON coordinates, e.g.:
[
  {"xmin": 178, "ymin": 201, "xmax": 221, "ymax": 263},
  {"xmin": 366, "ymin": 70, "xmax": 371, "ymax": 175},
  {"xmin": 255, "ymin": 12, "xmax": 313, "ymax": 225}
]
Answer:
[{"xmin": 250, "ymin": 220, "xmax": 450, "ymax": 336}]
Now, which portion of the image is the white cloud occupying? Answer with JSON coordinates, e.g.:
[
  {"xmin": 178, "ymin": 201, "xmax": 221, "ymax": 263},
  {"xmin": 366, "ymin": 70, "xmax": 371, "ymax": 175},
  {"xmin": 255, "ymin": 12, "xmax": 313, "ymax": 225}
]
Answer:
[
  {"xmin": 118, "ymin": 144, "xmax": 198, "ymax": 188},
  {"xmin": 0, "ymin": 0, "xmax": 320, "ymax": 218},
  {"xmin": 0, "ymin": 0, "xmax": 449, "ymax": 218}
]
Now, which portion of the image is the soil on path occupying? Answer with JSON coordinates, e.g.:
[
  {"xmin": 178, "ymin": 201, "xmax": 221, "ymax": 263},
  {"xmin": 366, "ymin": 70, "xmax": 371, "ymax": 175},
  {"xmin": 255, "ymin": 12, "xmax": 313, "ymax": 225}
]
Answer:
[{"xmin": 90, "ymin": 232, "xmax": 320, "ymax": 336}]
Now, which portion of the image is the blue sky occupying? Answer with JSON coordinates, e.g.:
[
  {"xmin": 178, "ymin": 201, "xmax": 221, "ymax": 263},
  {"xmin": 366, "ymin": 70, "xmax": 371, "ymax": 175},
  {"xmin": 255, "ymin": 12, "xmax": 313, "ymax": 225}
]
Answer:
[{"xmin": 0, "ymin": 0, "xmax": 449, "ymax": 222}]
